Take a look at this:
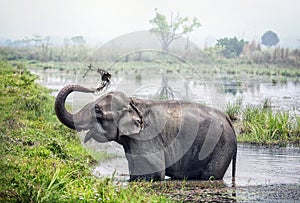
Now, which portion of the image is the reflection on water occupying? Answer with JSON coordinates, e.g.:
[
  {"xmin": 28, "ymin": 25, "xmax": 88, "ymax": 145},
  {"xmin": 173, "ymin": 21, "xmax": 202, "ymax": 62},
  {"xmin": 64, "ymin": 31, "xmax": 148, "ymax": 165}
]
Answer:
[
  {"xmin": 31, "ymin": 68, "xmax": 300, "ymax": 186},
  {"xmin": 221, "ymin": 77, "xmax": 300, "ymax": 114},
  {"xmin": 30, "ymin": 68, "xmax": 300, "ymax": 115},
  {"xmin": 223, "ymin": 144, "xmax": 300, "ymax": 186}
]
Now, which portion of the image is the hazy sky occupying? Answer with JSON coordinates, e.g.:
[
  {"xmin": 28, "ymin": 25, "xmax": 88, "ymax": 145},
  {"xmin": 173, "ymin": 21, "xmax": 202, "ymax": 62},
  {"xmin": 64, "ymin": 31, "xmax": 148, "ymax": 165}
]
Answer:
[{"xmin": 1, "ymin": 0, "xmax": 300, "ymax": 46}]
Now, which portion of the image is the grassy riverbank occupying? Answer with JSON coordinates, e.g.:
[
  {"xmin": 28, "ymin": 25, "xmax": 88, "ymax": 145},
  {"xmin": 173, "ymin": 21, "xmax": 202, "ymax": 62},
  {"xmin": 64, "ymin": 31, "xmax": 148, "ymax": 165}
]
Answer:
[
  {"xmin": 226, "ymin": 100, "xmax": 300, "ymax": 145},
  {"xmin": 0, "ymin": 61, "xmax": 169, "ymax": 202}
]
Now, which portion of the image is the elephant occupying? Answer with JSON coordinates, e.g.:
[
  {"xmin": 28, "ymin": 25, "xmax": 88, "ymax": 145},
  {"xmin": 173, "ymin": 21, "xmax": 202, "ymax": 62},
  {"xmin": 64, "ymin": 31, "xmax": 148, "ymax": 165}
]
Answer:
[{"xmin": 55, "ymin": 84, "xmax": 237, "ymax": 181}]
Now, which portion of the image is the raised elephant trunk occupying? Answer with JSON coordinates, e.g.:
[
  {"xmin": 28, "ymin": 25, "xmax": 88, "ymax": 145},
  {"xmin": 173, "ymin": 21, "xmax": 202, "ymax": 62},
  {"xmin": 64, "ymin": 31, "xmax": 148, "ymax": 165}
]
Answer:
[{"xmin": 55, "ymin": 85, "xmax": 95, "ymax": 130}]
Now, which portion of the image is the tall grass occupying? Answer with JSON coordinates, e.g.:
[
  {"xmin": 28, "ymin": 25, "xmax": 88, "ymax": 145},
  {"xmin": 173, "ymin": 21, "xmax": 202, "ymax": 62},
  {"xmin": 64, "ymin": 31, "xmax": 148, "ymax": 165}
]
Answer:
[
  {"xmin": 238, "ymin": 106, "xmax": 300, "ymax": 144},
  {"xmin": 225, "ymin": 97, "xmax": 300, "ymax": 144},
  {"xmin": 225, "ymin": 98, "xmax": 242, "ymax": 121}
]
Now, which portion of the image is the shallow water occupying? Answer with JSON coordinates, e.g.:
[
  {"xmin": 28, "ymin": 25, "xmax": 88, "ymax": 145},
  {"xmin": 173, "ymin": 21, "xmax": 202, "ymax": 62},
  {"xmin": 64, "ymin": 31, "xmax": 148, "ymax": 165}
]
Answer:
[
  {"xmin": 31, "ymin": 68, "xmax": 300, "ymax": 187},
  {"xmin": 224, "ymin": 144, "xmax": 300, "ymax": 186},
  {"xmin": 89, "ymin": 143, "xmax": 300, "ymax": 187}
]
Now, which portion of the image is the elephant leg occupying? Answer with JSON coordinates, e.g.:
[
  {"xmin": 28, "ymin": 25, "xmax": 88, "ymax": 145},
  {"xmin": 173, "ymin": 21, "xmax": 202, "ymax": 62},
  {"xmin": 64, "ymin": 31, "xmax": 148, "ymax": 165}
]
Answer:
[
  {"xmin": 125, "ymin": 152, "xmax": 165, "ymax": 181},
  {"xmin": 129, "ymin": 171, "xmax": 165, "ymax": 181},
  {"xmin": 201, "ymin": 141, "xmax": 236, "ymax": 180}
]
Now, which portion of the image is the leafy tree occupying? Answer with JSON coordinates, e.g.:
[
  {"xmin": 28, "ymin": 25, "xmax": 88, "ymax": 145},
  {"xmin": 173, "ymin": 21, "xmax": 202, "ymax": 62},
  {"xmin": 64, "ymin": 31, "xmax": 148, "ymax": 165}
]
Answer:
[
  {"xmin": 149, "ymin": 9, "xmax": 201, "ymax": 52},
  {"xmin": 261, "ymin": 31, "xmax": 279, "ymax": 47},
  {"xmin": 71, "ymin": 36, "xmax": 85, "ymax": 46},
  {"xmin": 216, "ymin": 37, "xmax": 246, "ymax": 58}
]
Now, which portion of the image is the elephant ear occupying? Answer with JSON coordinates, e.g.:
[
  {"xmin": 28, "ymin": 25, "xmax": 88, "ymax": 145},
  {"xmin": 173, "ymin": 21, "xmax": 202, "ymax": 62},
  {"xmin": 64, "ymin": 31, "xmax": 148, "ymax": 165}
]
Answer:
[{"xmin": 118, "ymin": 99, "xmax": 144, "ymax": 136}]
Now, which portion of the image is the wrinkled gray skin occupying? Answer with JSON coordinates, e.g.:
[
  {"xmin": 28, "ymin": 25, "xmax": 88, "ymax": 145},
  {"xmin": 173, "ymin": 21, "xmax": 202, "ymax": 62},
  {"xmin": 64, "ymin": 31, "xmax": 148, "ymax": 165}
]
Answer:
[{"xmin": 55, "ymin": 85, "xmax": 237, "ymax": 181}]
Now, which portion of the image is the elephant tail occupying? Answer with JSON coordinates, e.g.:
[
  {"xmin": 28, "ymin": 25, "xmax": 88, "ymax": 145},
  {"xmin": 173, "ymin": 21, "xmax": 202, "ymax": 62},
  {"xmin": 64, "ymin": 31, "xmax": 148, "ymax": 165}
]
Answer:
[
  {"xmin": 225, "ymin": 116, "xmax": 237, "ymax": 181},
  {"xmin": 232, "ymin": 147, "xmax": 237, "ymax": 180}
]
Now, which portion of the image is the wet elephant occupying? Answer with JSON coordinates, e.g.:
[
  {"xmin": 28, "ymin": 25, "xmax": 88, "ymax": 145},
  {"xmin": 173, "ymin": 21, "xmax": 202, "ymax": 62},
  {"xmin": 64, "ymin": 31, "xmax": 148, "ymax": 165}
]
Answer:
[{"xmin": 55, "ymin": 85, "xmax": 237, "ymax": 181}]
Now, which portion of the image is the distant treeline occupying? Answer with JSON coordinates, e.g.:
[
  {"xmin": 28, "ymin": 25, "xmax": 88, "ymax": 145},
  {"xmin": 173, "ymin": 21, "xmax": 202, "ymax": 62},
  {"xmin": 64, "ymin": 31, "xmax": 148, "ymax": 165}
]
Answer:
[
  {"xmin": 1, "ymin": 42, "xmax": 300, "ymax": 68},
  {"xmin": 0, "ymin": 45, "xmax": 90, "ymax": 62},
  {"xmin": 241, "ymin": 41, "xmax": 300, "ymax": 67},
  {"xmin": 204, "ymin": 39, "xmax": 300, "ymax": 68}
]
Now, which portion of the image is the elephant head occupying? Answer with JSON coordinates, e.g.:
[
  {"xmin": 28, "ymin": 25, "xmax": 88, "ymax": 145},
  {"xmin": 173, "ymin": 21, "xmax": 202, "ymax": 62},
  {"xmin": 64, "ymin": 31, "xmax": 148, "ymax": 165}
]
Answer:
[{"xmin": 54, "ymin": 85, "xmax": 144, "ymax": 143}]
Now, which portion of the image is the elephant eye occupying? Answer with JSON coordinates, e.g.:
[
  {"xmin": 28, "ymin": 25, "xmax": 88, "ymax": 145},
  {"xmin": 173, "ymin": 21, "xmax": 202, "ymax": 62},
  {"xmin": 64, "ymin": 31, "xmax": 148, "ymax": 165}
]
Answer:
[
  {"xmin": 94, "ymin": 105, "xmax": 103, "ymax": 118},
  {"xmin": 134, "ymin": 119, "xmax": 141, "ymax": 127}
]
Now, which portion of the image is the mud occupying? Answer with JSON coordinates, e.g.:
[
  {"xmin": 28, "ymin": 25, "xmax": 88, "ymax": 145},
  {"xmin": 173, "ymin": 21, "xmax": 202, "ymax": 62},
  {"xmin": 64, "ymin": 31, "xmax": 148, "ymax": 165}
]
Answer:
[{"xmin": 152, "ymin": 181, "xmax": 300, "ymax": 202}]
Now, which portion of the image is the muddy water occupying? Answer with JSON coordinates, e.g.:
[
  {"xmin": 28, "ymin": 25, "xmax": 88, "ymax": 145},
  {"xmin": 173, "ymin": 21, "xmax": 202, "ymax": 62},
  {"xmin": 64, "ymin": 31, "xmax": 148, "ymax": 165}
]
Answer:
[{"xmin": 89, "ymin": 143, "xmax": 300, "ymax": 186}]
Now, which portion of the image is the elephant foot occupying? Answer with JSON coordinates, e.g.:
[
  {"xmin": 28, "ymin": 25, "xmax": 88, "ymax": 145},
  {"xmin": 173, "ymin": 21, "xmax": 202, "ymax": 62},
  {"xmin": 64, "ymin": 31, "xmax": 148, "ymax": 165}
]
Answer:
[{"xmin": 129, "ymin": 172, "xmax": 165, "ymax": 182}]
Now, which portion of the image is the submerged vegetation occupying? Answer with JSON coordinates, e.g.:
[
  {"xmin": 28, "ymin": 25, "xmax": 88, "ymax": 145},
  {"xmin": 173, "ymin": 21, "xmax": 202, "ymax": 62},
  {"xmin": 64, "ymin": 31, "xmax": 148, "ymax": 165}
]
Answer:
[{"xmin": 0, "ymin": 61, "xmax": 169, "ymax": 202}]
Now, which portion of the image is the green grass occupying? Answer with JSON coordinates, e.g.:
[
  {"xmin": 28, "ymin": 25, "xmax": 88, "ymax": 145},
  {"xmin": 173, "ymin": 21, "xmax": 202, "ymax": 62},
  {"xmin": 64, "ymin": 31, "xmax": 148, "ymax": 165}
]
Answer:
[
  {"xmin": 237, "ymin": 105, "xmax": 300, "ymax": 144},
  {"xmin": 226, "ymin": 98, "xmax": 300, "ymax": 145},
  {"xmin": 225, "ymin": 98, "xmax": 242, "ymax": 121},
  {"xmin": 0, "ymin": 61, "xmax": 170, "ymax": 202}
]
